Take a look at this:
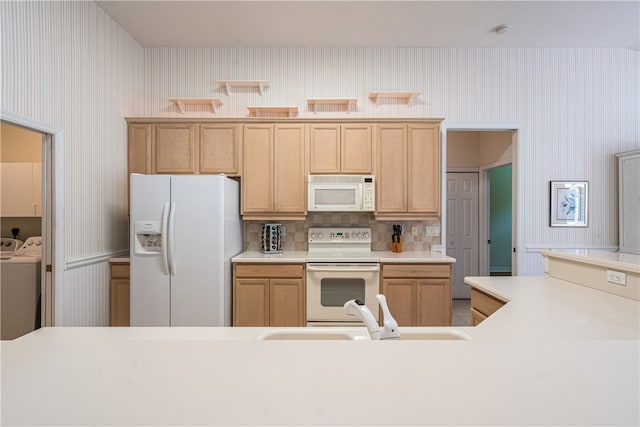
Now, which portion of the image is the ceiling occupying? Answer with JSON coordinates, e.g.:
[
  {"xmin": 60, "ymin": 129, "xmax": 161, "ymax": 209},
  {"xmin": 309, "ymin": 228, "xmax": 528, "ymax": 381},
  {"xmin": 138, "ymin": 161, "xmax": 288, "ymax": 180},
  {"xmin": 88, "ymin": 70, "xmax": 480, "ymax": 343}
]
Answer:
[{"xmin": 95, "ymin": 1, "xmax": 640, "ymax": 50}]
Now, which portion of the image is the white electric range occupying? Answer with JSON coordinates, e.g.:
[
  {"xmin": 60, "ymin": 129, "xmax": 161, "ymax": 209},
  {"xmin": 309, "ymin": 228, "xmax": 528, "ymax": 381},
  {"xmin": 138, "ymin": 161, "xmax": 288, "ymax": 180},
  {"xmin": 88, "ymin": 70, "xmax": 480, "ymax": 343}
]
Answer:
[{"xmin": 306, "ymin": 227, "xmax": 380, "ymax": 326}]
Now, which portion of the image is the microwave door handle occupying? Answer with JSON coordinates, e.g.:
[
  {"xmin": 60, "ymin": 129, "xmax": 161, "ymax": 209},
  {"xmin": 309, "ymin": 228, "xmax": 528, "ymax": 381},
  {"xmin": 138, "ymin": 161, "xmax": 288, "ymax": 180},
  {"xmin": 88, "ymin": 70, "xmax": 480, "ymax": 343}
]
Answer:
[{"xmin": 355, "ymin": 185, "xmax": 363, "ymax": 209}]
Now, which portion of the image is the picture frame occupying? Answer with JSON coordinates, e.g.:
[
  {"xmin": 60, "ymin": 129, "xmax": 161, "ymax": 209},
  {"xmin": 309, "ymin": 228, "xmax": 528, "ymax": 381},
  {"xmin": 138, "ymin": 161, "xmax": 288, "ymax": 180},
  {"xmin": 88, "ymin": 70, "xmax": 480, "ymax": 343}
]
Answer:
[{"xmin": 550, "ymin": 181, "xmax": 588, "ymax": 227}]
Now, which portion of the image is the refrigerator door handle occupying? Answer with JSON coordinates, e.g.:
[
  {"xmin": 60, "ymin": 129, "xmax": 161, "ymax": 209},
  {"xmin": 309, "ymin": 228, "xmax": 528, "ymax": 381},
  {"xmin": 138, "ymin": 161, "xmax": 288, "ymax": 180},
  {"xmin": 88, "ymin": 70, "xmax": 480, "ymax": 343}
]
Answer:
[
  {"xmin": 160, "ymin": 202, "xmax": 170, "ymax": 276},
  {"xmin": 167, "ymin": 202, "xmax": 177, "ymax": 275}
]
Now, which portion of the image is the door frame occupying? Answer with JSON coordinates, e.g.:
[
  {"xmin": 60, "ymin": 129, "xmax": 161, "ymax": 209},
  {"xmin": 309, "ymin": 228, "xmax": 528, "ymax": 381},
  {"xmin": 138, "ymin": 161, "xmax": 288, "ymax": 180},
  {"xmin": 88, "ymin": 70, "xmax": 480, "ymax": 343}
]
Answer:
[
  {"xmin": 441, "ymin": 122, "xmax": 520, "ymax": 276},
  {"xmin": 1, "ymin": 110, "xmax": 65, "ymax": 326}
]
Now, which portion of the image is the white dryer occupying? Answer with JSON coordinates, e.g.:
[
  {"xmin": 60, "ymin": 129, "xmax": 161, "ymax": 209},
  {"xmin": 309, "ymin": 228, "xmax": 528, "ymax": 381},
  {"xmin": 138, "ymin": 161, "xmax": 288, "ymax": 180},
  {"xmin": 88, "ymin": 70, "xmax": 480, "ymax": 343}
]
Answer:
[{"xmin": 0, "ymin": 236, "xmax": 42, "ymax": 340}]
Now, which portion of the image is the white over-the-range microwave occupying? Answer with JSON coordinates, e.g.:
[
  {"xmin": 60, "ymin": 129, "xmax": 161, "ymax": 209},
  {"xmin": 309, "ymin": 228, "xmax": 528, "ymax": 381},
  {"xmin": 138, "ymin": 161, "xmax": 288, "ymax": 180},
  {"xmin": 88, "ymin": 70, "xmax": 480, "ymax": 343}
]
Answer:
[{"xmin": 307, "ymin": 175, "xmax": 375, "ymax": 212}]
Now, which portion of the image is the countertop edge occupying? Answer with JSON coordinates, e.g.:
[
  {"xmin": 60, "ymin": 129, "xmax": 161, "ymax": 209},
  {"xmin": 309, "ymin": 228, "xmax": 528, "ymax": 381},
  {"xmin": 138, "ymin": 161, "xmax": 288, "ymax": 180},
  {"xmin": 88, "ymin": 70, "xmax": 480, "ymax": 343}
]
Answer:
[{"xmin": 541, "ymin": 249, "xmax": 640, "ymax": 273}]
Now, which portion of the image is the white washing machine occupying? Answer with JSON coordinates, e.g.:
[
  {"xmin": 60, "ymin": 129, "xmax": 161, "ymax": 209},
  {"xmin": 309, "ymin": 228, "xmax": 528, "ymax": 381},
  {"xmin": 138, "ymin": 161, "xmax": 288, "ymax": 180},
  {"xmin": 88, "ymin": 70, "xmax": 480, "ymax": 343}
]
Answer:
[{"xmin": 1, "ymin": 236, "xmax": 42, "ymax": 340}]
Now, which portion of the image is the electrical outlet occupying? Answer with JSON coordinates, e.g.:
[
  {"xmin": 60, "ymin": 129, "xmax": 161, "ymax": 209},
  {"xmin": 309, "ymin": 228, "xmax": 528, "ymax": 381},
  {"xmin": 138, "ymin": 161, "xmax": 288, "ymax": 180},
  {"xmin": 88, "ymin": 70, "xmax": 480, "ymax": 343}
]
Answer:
[
  {"xmin": 606, "ymin": 270, "xmax": 626, "ymax": 286},
  {"xmin": 425, "ymin": 225, "xmax": 440, "ymax": 237},
  {"xmin": 411, "ymin": 225, "xmax": 418, "ymax": 237}
]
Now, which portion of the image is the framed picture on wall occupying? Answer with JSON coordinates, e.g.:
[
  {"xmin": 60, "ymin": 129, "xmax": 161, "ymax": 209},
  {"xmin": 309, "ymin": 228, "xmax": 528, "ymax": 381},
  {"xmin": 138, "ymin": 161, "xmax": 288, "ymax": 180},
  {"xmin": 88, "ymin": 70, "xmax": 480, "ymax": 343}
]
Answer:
[{"xmin": 550, "ymin": 181, "xmax": 588, "ymax": 227}]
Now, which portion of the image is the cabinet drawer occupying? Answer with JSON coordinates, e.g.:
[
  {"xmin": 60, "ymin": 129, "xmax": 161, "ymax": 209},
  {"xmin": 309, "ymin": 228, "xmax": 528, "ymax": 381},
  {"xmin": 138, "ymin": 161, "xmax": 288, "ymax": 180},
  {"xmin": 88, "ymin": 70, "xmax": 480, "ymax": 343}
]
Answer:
[
  {"xmin": 470, "ymin": 288, "xmax": 506, "ymax": 317},
  {"xmin": 382, "ymin": 264, "xmax": 450, "ymax": 278},
  {"xmin": 110, "ymin": 263, "xmax": 130, "ymax": 279},
  {"xmin": 234, "ymin": 264, "xmax": 304, "ymax": 278},
  {"xmin": 470, "ymin": 307, "xmax": 487, "ymax": 326}
]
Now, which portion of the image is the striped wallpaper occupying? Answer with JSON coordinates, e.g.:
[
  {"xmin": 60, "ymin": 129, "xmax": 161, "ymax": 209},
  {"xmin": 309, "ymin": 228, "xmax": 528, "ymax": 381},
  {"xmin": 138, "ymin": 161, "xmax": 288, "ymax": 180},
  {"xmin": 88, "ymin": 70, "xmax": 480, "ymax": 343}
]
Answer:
[
  {"xmin": 2, "ymin": 1, "xmax": 639, "ymax": 325},
  {"xmin": 144, "ymin": 47, "xmax": 639, "ymax": 276},
  {"xmin": 2, "ymin": 1, "xmax": 144, "ymax": 325}
]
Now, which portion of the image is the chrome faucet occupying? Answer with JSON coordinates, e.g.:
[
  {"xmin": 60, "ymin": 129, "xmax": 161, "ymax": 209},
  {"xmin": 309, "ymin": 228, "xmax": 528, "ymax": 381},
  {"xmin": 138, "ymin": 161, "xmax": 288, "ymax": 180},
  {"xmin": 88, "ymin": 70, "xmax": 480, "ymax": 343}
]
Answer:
[{"xmin": 343, "ymin": 294, "xmax": 400, "ymax": 340}]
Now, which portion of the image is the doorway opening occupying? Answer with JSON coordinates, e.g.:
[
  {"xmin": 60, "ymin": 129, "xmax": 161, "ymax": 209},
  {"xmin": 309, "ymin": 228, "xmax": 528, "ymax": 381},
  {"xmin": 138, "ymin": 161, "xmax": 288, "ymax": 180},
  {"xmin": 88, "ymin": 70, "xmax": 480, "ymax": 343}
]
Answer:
[
  {"xmin": 1, "ymin": 112, "xmax": 63, "ymax": 329},
  {"xmin": 443, "ymin": 127, "xmax": 518, "ymax": 301}
]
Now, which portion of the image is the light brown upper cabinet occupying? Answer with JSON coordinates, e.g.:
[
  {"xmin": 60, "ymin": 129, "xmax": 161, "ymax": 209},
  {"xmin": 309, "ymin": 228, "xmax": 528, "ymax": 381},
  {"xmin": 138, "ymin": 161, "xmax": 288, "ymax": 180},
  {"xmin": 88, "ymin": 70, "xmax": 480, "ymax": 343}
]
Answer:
[
  {"xmin": 309, "ymin": 123, "xmax": 373, "ymax": 174},
  {"xmin": 242, "ymin": 123, "xmax": 307, "ymax": 219},
  {"xmin": 154, "ymin": 124, "xmax": 198, "ymax": 174},
  {"xmin": 128, "ymin": 124, "xmax": 152, "ymax": 175},
  {"xmin": 127, "ymin": 123, "xmax": 241, "ymax": 176},
  {"xmin": 375, "ymin": 123, "xmax": 441, "ymax": 219},
  {"xmin": 199, "ymin": 123, "xmax": 241, "ymax": 176}
]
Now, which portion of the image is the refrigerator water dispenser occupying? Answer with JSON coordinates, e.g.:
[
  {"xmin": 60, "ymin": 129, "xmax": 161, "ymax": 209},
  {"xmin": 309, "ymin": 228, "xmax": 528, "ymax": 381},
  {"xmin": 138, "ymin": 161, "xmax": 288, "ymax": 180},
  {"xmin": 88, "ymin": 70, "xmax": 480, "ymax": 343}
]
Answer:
[{"xmin": 134, "ymin": 221, "xmax": 162, "ymax": 254}]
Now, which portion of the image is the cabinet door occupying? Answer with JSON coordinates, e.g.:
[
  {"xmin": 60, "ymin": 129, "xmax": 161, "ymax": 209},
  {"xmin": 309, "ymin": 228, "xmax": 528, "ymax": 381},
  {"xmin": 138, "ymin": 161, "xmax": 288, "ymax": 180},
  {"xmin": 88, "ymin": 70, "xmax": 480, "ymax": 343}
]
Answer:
[
  {"xmin": 233, "ymin": 278, "xmax": 270, "ymax": 326},
  {"xmin": 128, "ymin": 124, "xmax": 152, "ymax": 175},
  {"xmin": 341, "ymin": 124, "xmax": 373, "ymax": 174},
  {"xmin": 154, "ymin": 124, "xmax": 197, "ymax": 174},
  {"xmin": 381, "ymin": 279, "xmax": 416, "ymax": 326},
  {"xmin": 199, "ymin": 124, "xmax": 241, "ymax": 175},
  {"xmin": 417, "ymin": 279, "xmax": 451, "ymax": 326},
  {"xmin": 375, "ymin": 125, "xmax": 407, "ymax": 213},
  {"xmin": 273, "ymin": 124, "xmax": 306, "ymax": 213},
  {"xmin": 270, "ymin": 278, "xmax": 305, "ymax": 326},
  {"xmin": 110, "ymin": 279, "xmax": 130, "ymax": 326},
  {"xmin": 309, "ymin": 124, "xmax": 340, "ymax": 174},
  {"xmin": 408, "ymin": 124, "xmax": 440, "ymax": 214},
  {"xmin": 0, "ymin": 163, "xmax": 37, "ymax": 217},
  {"xmin": 242, "ymin": 124, "xmax": 274, "ymax": 213}
]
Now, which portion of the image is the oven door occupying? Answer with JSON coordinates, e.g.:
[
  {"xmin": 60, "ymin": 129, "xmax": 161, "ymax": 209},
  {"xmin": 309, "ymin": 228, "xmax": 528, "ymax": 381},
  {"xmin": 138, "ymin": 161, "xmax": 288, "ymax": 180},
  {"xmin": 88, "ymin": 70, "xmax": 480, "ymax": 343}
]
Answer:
[
  {"xmin": 308, "ymin": 184, "xmax": 362, "ymax": 212},
  {"xmin": 306, "ymin": 263, "xmax": 379, "ymax": 323}
]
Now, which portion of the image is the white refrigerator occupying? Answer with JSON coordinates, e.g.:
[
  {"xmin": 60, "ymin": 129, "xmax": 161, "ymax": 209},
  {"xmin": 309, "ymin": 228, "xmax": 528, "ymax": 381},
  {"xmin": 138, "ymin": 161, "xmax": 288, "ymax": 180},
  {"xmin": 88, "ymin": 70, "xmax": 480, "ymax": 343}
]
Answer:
[{"xmin": 130, "ymin": 174, "xmax": 242, "ymax": 326}]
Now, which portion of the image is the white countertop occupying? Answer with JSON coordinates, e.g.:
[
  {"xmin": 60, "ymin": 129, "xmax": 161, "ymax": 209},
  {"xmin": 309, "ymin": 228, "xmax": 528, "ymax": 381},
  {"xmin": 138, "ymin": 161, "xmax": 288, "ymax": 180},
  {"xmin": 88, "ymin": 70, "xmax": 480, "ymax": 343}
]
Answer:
[
  {"xmin": 113, "ymin": 250, "xmax": 456, "ymax": 264},
  {"xmin": 541, "ymin": 248, "xmax": 640, "ymax": 273},
  {"xmin": 231, "ymin": 250, "xmax": 309, "ymax": 263},
  {"xmin": 232, "ymin": 250, "xmax": 455, "ymax": 263},
  {"xmin": 1, "ymin": 275, "xmax": 638, "ymax": 425}
]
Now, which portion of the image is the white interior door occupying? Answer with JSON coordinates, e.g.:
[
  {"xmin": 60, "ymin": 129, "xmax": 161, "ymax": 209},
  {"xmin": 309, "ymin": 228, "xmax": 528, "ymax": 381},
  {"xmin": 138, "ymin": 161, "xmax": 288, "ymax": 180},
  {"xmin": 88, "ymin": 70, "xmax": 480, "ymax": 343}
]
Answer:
[{"xmin": 446, "ymin": 173, "xmax": 479, "ymax": 299}]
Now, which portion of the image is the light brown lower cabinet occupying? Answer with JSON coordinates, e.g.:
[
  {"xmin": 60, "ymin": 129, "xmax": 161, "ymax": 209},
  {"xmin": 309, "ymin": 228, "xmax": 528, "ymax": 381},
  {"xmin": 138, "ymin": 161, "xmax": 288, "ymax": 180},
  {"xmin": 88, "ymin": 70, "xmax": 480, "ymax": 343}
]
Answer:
[
  {"xmin": 470, "ymin": 287, "xmax": 507, "ymax": 326},
  {"xmin": 109, "ymin": 261, "xmax": 130, "ymax": 326},
  {"xmin": 233, "ymin": 264, "xmax": 305, "ymax": 326},
  {"xmin": 380, "ymin": 264, "xmax": 452, "ymax": 326}
]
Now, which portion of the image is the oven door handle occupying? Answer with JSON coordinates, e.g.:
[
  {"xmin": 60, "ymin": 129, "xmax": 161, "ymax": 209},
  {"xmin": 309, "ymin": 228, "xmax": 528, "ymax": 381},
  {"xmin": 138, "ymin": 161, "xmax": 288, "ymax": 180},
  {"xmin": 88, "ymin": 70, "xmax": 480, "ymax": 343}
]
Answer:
[{"xmin": 307, "ymin": 265, "xmax": 380, "ymax": 272}]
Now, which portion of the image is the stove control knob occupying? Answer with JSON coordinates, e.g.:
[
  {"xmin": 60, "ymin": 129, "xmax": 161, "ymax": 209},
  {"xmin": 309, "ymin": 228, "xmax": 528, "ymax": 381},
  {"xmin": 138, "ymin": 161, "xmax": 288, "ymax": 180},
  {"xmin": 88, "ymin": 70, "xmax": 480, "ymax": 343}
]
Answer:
[
  {"xmin": 318, "ymin": 232, "xmax": 323, "ymax": 239},
  {"xmin": 363, "ymin": 232, "xmax": 370, "ymax": 239},
  {"xmin": 355, "ymin": 232, "xmax": 362, "ymax": 239}
]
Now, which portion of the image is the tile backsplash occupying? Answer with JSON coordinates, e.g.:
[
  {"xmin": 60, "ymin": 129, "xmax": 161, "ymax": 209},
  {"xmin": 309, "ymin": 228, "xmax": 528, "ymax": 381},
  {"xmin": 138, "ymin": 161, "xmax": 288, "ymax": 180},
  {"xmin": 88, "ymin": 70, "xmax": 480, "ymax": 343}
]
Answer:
[{"xmin": 244, "ymin": 213, "xmax": 441, "ymax": 251}]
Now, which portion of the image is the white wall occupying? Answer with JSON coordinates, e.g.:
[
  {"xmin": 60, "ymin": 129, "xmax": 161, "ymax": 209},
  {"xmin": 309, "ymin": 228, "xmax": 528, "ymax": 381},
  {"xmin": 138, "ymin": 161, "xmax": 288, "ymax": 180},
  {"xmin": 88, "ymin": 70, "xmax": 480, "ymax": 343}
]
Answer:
[{"xmin": 1, "ymin": 1, "xmax": 144, "ymax": 325}]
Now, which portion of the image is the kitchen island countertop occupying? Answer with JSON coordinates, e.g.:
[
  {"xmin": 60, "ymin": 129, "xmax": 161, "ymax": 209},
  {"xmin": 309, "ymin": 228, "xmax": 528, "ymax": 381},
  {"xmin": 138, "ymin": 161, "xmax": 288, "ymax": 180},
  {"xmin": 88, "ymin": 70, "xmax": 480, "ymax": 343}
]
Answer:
[{"xmin": 2, "ymin": 274, "xmax": 638, "ymax": 425}]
